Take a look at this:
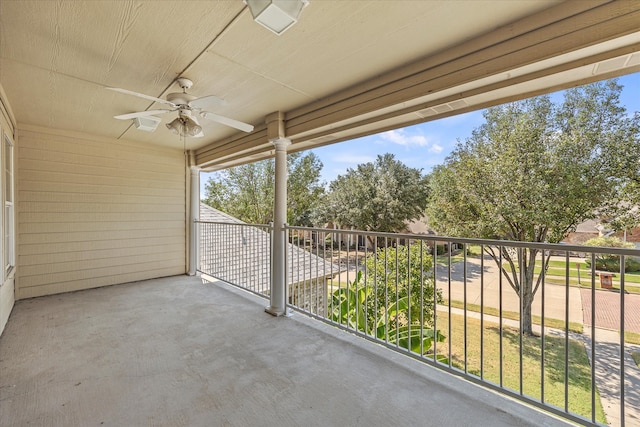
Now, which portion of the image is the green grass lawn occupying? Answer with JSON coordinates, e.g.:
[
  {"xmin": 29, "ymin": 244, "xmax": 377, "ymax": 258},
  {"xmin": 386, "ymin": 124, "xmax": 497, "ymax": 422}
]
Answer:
[
  {"xmin": 504, "ymin": 259, "xmax": 640, "ymax": 293},
  {"xmin": 435, "ymin": 245, "xmax": 484, "ymax": 267},
  {"xmin": 632, "ymin": 352, "xmax": 640, "ymax": 368},
  {"xmin": 543, "ymin": 260, "xmax": 640, "ymax": 283},
  {"xmin": 435, "ymin": 253, "xmax": 465, "ymax": 266},
  {"xmin": 433, "ymin": 311, "xmax": 607, "ymax": 424},
  {"xmin": 625, "ymin": 331, "xmax": 640, "ymax": 346},
  {"xmin": 444, "ymin": 299, "xmax": 584, "ymax": 333}
]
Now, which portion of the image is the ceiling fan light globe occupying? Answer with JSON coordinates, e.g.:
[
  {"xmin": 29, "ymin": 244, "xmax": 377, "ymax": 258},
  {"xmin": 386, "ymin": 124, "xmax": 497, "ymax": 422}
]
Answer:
[
  {"xmin": 182, "ymin": 115, "xmax": 201, "ymax": 137},
  {"xmin": 166, "ymin": 119, "xmax": 182, "ymax": 135},
  {"xmin": 186, "ymin": 123, "xmax": 202, "ymax": 137}
]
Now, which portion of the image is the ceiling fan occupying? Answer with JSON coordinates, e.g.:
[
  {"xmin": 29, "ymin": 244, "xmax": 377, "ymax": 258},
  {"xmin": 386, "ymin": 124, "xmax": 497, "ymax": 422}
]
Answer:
[{"xmin": 107, "ymin": 77, "xmax": 254, "ymax": 137}]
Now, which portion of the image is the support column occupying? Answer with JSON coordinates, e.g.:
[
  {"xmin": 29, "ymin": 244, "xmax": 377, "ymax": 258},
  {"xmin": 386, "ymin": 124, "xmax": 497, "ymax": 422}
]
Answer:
[
  {"xmin": 188, "ymin": 165, "xmax": 200, "ymax": 276},
  {"xmin": 265, "ymin": 137, "xmax": 291, "ymax": 316}
]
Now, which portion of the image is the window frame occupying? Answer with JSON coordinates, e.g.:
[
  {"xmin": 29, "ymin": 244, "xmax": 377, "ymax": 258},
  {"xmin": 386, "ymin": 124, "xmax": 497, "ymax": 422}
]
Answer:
[{"xmin": 4, "ymin": 132, "xmax": 14, "ymax": 277}]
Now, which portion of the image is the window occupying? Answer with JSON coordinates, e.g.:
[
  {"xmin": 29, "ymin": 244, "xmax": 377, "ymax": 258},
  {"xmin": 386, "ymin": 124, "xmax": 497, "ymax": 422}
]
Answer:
[{"xmin": 4, "ymin": 134, "xmax": 13, "ymax": 274}]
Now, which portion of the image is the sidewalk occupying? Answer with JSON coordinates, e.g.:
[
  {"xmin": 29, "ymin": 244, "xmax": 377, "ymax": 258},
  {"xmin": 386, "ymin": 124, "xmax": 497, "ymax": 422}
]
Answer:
[{"xmin": 579, "ymin": 327, "xmax": 640, "ymax": 427}]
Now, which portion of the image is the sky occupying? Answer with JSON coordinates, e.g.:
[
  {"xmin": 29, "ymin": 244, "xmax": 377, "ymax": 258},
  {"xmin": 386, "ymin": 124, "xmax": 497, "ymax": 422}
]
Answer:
[{"xmin": 201, "ymin": 72, "xmax": 640, "ymax": 194}]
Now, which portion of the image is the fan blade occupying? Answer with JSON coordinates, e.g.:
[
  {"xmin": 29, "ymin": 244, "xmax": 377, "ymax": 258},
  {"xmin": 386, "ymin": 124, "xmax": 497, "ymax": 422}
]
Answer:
[
  {"xmin": 200, "ymin": 111, "xmax": 254, "ymax": 133},
  {"xmin": 189, "ymin": 95, "xmax": 226, "ymax": 109},
  {"xmin": 114, "ymin": 109, "xmax": 174, "ymax": 120},
  {"xmin": 106, "ymin": 87, "xmax": 177, "ymax": 108}
]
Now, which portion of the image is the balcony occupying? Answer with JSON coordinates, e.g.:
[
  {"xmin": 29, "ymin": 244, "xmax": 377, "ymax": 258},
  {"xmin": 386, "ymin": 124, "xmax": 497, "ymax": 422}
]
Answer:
[
  {"xmin": 198, "ymin": 222, "xmax": 640, "ymax": 427},
  {"xmin": 0, "ymin": 274, "xmax": 570, "ymax": 427}
]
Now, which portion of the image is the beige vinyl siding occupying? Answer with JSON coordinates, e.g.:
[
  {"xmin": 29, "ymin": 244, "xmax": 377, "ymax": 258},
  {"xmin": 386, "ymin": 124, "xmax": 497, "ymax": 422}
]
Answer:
[{"xmin": 16, "ymin": 126, "xmax": 186, "ymax": 299}]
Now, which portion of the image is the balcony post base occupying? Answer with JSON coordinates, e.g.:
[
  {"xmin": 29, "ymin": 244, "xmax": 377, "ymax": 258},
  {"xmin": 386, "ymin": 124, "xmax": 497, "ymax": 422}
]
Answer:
[{"xmin": 264, "ymin": 306, "xmax": 293, "ymax": 317}]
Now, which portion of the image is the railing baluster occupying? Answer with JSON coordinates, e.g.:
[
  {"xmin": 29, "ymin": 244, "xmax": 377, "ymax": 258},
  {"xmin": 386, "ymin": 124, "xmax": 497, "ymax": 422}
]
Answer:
[
  {"xmin": 433, "ymin": 240, "xmax": 438, "ymax": 364},
  {"xmin": 448, "ymin": 242, "xmax": 452, "ymax": 368},
  {"xmin": 463, "ymin": 242, "xmax": 468, "ymax": 374},
  {"xmin": 480, "ymin": 244, "xmax": 484, "ymax": 380},
  {"xmin": 396, "ymin": 237, "xmax": 400, "ymax": 348},
  {"xmin": 499, "ymin": 246, "xmax": 503, "ymax": 388},
  {"xmin": 302, "ymin": 230, "xmax": 306, "ymax": 312},
  {"xmin": 620, "ymin": 254, "xmax": 626, "ymax": 427},
  {"xmin": 373, "ymin": 238, "xmax": 378, "ymax": 343},
  {"xmin": 564, "ymin": 250, "xmax": 570, "ymax": 414},
  {"xmin": 590, "ymin": 252, "xmax": 596, "ymax": 424},
  {"xmin": 385, "ymin": 236, "xmax": 389, "ymax": 344},
  {"xmin": 364, "ymin": 235, "xmax": 368, "ymax": 336},
  {"xmin": 318, "ymin": 232, "xmax": 322, "ymax": 314},
  {"xmin": 519, "ymin": 246, "xmax": 524, "ymax": 396},
  {"xmin": 406, "ymin": 238, "xmax": 411, "ymax": 355},
  {"xmin": 347, "ymin": 234, "xmax": 351, "ymax": 330},
  {"xmin": 420, "ymin": 240, "xmax": 424, "ymax": 358},
  {"xmin": 541, "ymin": 249, "xmax": 546, "ymax": 405}
]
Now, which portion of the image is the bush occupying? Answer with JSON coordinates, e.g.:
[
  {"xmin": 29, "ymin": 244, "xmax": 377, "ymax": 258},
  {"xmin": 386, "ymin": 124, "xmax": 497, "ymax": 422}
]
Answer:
[{"xmin": 583, "ymin": 236, "xmax": 639, "ymax": 272}]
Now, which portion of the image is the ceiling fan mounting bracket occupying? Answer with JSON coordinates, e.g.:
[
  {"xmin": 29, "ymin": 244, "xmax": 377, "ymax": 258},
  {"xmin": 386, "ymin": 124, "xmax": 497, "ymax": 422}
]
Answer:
[{"xmin": 176, "ymin": 77, "xmax": 193, "ymax": 91}]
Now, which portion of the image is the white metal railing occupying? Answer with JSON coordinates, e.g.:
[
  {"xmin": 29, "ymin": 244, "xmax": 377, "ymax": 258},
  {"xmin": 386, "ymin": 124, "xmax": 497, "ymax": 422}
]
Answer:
[
  {"xmin": 198, "ymin": 221, "xmax": 272, "ymax": 298},
  {"xmin": 199, "ymin": 220, "xmax": 640, "ymax": 427}
]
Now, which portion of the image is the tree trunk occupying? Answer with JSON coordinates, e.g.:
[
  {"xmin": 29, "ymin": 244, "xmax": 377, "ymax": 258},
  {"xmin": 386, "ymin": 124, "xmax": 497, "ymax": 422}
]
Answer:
[
  {"xmin": 366, "ymin": 235, "xmax": 376, "ymax": 249},
  {"xmin": 486, "ymin": 246, "xmax": 538, "ymax": 336},
  {"xmin": 521, "ymin": 292, "xmax": 534, "ymax": 336},
  {"xmin": 520, "ymin": 249, "xmax": 538, "ymax": 336}
]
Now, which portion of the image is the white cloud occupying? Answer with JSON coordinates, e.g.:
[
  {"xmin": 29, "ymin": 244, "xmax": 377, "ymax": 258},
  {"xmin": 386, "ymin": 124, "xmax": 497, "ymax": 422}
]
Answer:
[
  {"xmin": 380, "ymin": 129, "xmax": 429, "ymax": 147},
  {"xmin": 429, "ymin": 143, "xmax": 443, "ymax": 153}
]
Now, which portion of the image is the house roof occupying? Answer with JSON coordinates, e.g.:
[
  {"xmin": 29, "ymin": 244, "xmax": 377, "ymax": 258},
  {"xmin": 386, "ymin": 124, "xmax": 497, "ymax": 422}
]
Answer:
[
  {"xmin": 574, "ymin": 218, "xmax": 602, "ymax": 234},
  {"xmin": 199, "ymin": 203, "xmax": 343, "ymax": 289},
  {"xmin": 1, "ymin": 1, "xmax": 639, "ymax": 170}
]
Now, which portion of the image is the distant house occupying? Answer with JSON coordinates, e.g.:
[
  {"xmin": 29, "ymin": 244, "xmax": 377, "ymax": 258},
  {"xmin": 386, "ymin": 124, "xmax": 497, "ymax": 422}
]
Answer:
[
  {"xmin": 564, "ymin": 217, "xmax": 640, "ymax": 246},
  {"xmin": 321, "ymin": 217, "xmax": 446, "ymax": 250},
  {"xmin": 563, "ymin": 219, "xmax": 602, "ymax": 245},
  {"xmin": 199, "ymin": 204, "xmax": 343, "ymax": 314}
]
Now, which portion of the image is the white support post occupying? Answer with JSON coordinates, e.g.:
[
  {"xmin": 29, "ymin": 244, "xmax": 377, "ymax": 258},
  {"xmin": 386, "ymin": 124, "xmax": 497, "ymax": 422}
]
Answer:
[
  {"xmin": 265, "ymin": 137, "xmax": 291, "ymax": 316},
  {"xmin": 188, "ymin": 165, "xmax": 200, "ymax": 276}
]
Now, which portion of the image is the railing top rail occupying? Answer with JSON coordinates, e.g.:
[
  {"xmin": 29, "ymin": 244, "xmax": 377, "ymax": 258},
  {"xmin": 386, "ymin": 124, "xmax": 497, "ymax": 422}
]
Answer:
[
  {"xmin": 285, "ymin": 224, "xmax": 640, "ymax": 256},
  {"xmin": 196, "ymin": 220, "xmax": 273, "ymax": 229}
]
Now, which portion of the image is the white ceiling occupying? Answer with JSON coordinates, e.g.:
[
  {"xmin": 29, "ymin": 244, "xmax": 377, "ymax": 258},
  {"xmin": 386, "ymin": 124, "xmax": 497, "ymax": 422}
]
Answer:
[{"xmin": 1, "ymin": 1, "xmax": 639, "ymax": 169}]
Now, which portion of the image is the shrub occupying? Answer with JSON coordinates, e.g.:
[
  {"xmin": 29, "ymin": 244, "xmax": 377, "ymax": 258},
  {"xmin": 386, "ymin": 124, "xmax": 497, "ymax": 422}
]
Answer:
[{"xmin": 583, "ymin": 236, "xmax": 639, "ymax": 272}]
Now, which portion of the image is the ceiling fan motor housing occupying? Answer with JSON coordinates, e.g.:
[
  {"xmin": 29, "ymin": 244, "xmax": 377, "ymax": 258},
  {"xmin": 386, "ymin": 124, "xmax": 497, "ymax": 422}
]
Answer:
[{"xmin": 166, "ymin": 92, "xmax": 196, "ymax": 106}]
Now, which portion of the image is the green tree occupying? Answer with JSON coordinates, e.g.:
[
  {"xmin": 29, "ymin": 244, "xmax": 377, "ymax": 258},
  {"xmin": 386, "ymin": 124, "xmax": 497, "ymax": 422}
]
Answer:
[
  {"xmin": 364, "ymin": 243, "xmax": 441, "ymax": 328},
  {"xmin": 427, "ymin": 79, "xmax": 640, "ymax": 335},
  {"xmin": 315, "ymin": 153, "xmax": 429, "ymax": 247},
  {"xmin": 202, "ymin": 152, "xmax": 324, "ymax": 225},
  {"xmin": 203, "ymin": 160, "xmax": 274, "ymax": 224},
  {"xmin": 329, "ymin": 243, "xmax": 444, "ymax": 355},
  {"xmin": 287, "ymin": 152, "xmax": 325, "ymax": 226}
]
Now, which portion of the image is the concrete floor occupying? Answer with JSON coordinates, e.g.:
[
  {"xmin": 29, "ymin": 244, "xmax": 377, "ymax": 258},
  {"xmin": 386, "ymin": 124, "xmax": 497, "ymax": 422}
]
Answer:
[{"xmin": 0, "ymin": 275, "xmax": 572, "ymax": 427}]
